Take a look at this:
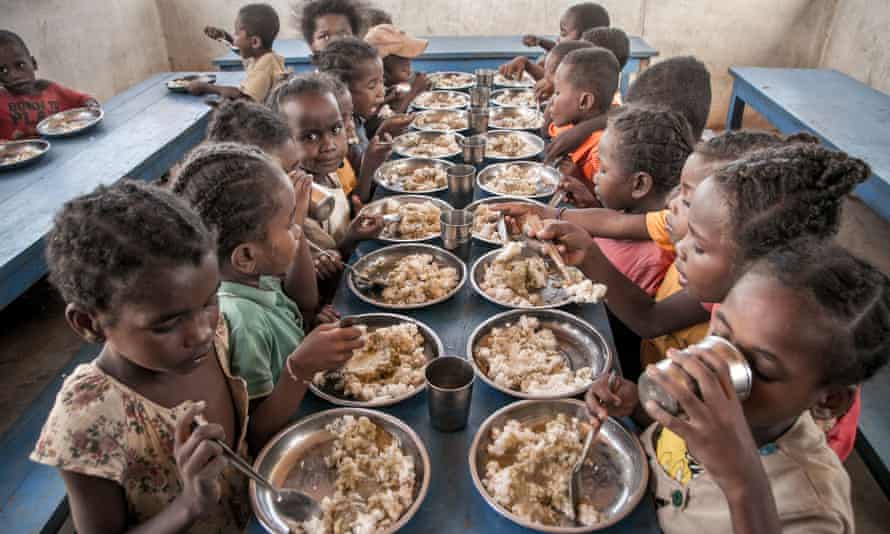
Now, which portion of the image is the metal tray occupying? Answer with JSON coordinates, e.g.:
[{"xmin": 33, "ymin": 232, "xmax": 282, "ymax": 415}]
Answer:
[
  {"xmin": 393, "ymin": 130, "xmax": 464, "ymax": 159},
  {"xmin": 36, "ymin": 107, "xmax": 103, "ymax": 137},
  {"xmin": 374, "ymin": 157, "xmax": 454, "ymax": 194},
  {"xmin": 308, "ymin": 313, "xmax": 444, "ymax": 407},
  {"xmin": 428, "ymin": 71, "xmax": 476, "ymax": 91},
  {"xmin": 362, "ymin": 195, "xmax": 453, "ymax": 243},
  {"xmin": 252, "ymin": 408, "xmax": 431, "ymax": 534},
  {"xmin": 477, "ymin": 160, "xmax": 558, "ymax": 199},
  {"xmin": 489, "ymin": 106, "xmax": 545, "ymax": 131},
  {"xmin": 411, "ymin": 109, "xmax": 470, "ymax": 134},
  {"xmin": 466, "ymin": 309, "xmax": 611, "ymax": 399},
  {"xmin": 469, "ymin": 399, "xmax": 648, "ymax": 532},
  {"xmin": 411, "ymin": 90, "xmax": 470, "ymax": 110},
  {"xmin": 347, "ymin": 243, "xmax": 467, "ymax": 310},
  {"xmin": 494, "ymin": 72, "xmax": 535, "ymax": 88},
  {"xmin": 166, "ymin": 73, "xmax": 217, "ymax": 93},
  {"xmin": 482, "ymin": 130, "xmax": 545, "ymax": 161},
  {"xmin": 490, "ymin": 88, "xmax": 537, "ymax": 108},
  {"xmin": 465, "ymin": 195, "xmax": 545, "ymax": 246},
  {"xmin": 0, "ymin": 139, "xmax": 50, "ymax": 171}
]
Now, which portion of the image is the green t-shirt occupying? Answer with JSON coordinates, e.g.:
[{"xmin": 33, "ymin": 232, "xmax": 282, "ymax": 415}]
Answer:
[{"xmin": 218, "ymin": 276, "xmax": 305, "ymax": 399}]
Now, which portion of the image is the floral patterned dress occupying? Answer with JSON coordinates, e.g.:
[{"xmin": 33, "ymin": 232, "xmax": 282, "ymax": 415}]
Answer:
[{"xmin": 30, "ymin": 320, "xmax": 251, "ymax": 533}]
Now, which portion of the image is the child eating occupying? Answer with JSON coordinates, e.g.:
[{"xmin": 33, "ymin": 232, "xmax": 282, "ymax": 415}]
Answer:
[
  {"xmin": 532, "ymin": 39, "xmax": 592, "ymax": 103},
  {"xmin": 298, "ymin": 0, "xmax": 364, "ymax": 54},
  {"xmin": 193, "ymin": 3, "xmax": 286, "ymax": 103},
  {"xmin": 0, "ymin": 30, "xmax": 98, "ymax": 140},
  {"xmin": 365, "ymin": 24, "xmax": 430, "ymax": 115}
]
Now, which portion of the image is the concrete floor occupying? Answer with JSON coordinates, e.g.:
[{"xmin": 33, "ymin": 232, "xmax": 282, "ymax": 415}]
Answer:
[{"xmin": 1, "ymin": 197, "xmax": 888, "ymax": 531}]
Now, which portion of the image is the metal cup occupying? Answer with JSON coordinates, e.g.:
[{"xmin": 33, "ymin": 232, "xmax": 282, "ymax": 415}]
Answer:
[
  {"xmin": 309, "ymin": 183, "xmax": 335, "ymax": 221},
  {"xmin": 474, "ymin": 68, "xmax": 496, "ymax": 88},
  {"xmin": 445, "ymin": 164, "xmax": 476, "ymax": 209},
  {"xmin": 468, "ymin": 106, "xmax": 489, "ymax": 134},
  {"xmin": 440, "ymin": 209, "xmax": 473, "ymax": 262},
  {"xmin": 460, "ymin": 135, "xmax": 486, "ymax": 166},
  {"xmin": 425, "ymin": 356, "xmax": 474, "ymax": 432},
  {"xmin": 469, "ymin": 86, "xmax": 491, "ymax": 108}
]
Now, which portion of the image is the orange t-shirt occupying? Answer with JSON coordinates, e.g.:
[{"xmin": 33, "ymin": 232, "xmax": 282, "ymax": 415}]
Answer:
[
  {"xmin": 547, "ymin": 122, "xmax": 603, "ymax": 182},
  {"xmin": 645, "ymin": 209, "xmax": 674, "ymax": 253},
  {"xmin": 335, "ymin": 157, "xmax": 357, "ymax": 195}
]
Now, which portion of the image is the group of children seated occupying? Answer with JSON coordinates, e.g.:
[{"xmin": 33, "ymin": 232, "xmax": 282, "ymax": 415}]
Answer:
[{"xmin": 1, "ymin": 1, "xmax": 887, "ymax": 533}]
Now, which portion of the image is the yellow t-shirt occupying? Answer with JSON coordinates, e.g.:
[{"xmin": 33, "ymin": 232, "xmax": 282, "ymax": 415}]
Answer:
[
  {"xmin": 640, "ymin": 263, "xmax": 710, "ymax": 366},
  {"xmin": 240, "ymin": 52, "xmax": 287, "ymax": 103},
  {"xmin": 336, "ymin": 158, "xmax": 357, "ymax": 195},
  {"xmin": 645, "ymin": 209, "xmax": 674, "ymax": 252}
]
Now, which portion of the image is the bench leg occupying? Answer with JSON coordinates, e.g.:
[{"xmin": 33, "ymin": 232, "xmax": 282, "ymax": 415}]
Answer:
[{"xmin": 726, "ymin": 89, "xmax": 746, "ymax": 130}]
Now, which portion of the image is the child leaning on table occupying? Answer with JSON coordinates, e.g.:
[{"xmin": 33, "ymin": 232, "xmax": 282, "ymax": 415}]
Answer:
[
  {"xmin": 193, "ymin": 3, "xmax": 287, "ymax": 103},
  {"xmin": 584, "ymin": 239, "xmax": 890, "ymax": 534},
  {"xmin": 171, "ymin": 142, "xmax": 365, "ymax": 449},
  {"xmin": 0, "ymin": 30, "xmax": 98, "ymax": 140}
]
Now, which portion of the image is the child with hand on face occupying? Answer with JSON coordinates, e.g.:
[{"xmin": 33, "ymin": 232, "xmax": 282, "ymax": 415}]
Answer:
[
  {"xmin": 365, "ymin": 24, "xmax": 430, "ymax": 115},
  {"xmin": 194, "ymin": 3, "xmax": 287, "ymax": 103},
  {"xmin": 0, "ymin": 30, "xmax": 98, "ymax": 140}
]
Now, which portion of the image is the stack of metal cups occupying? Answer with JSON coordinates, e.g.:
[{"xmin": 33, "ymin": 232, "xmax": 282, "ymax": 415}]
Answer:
[{"xmin": 469, "ymin": 68, "xmax": 493, "ymax": 138}]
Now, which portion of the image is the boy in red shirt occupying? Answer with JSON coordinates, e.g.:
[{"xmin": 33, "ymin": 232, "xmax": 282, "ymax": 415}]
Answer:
[{"xmin": 0, "ymin": 30, "xmax": 98, "ymax": 140}]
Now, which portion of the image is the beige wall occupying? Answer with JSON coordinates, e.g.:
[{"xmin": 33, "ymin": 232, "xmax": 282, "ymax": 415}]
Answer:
[
  {"xmin": 820, "ymin": 0, "xmax": 890, "ymax": 95},
  {"xmin": 5, "ymin": 0, "xmax": 170, "ymax": 102}
]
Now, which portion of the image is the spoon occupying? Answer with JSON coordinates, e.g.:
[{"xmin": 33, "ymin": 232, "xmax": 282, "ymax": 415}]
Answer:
[{"xmin": 307, "ymin": 240, "xmax": 388, "ymax": 292}]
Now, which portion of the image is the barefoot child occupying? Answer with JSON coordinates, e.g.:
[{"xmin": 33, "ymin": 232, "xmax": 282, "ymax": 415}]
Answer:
[
  {"xmin": 298, "ymin": 0, "xmax": 364, "ymax": 54},
  {"xmin": 0, "ymin": 30, "xmax": 98, "ymax": 140},
  {"xmin": 365, "ymin": 24, "xmax": 430, "ymax": 114},
  {"xmin": 193, "ymin": 3, "xmax": 286, "ymax": 103},
  {"xmin": 31, "ymin": 180, "xmax": 254, "ymax": 532}
]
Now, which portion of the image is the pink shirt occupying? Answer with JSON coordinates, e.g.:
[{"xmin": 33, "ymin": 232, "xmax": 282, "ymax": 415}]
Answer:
[{"xmin": 595, "ymin": 238, "xmax": 671, "ymax": 297}]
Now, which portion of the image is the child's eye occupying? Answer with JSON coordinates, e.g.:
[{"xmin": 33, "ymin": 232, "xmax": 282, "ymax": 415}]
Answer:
[
  {"xmin": 303, "ymin": 132, "xmax": 320, "ymax": 142},
  {"xmin": 0, "ymin": 66, "xmax": 7, "ymax": 74},
  {"xmin": 152, "ymin": 319, "xmax": 179, "ymax": 334},
  {"xmin": 332, "ymin": 125, "xmax": 343, "ymax": 135},
  {"xmin": 694, "ymin": 245, "xmax": 704, "ymax": 254}
]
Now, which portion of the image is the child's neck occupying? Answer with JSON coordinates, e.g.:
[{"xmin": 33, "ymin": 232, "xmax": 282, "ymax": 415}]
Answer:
[
  {"xmin": 751, "ymin": 417, "xmax": 798, "ymax": 447},
  {"xmin": 245, "ymin": 47, "xmax": 272, "ymax": 60},
  {"xmin": 626, "ymin": 191, "xmax": 669, "ymax": 215},
  {"xmin": 220, "ymin": 264, "xmax": 263, "ymax": 288},
  {"xmin": 571, "ymin": 108, "xmax": 606, "ymax": 125}
]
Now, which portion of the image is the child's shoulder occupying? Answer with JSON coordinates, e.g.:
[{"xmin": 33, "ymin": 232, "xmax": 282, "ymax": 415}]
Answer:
[{"xmin": 217, "ymin": 278, "xmax": 288, "ymax": 330}]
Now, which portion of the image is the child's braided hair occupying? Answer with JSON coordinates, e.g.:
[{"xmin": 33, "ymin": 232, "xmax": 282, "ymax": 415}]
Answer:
[
  {"xmin": 46, "ymin": 180, "xmax": 215, "ymax": 314},
  {"xmin": 267, "ymin": 71, "xmax": 335, "ymax": 113},
  {"xmin": 171, "ymin": 142, "xmax": 287, "ymax": 262},
  {"xmin": 626, "ymin": 56, "xmax": 711, "ymax": 140},
  {"xmin": 314, "ymin": 36, "xmax": 379, "ymax": 84},
  {"xmin": 294, "ymin": 0, "xmax": 364, "ymax": 44},
  {"xmin": 696, "ymin": 129, "xmax": 819, "ymax": 164},
  {"xmin": 206, "ymin": 99, "xmax": 292, "ymax": 151},
  {"xmin": 581, "ymin": 27, "xmax": 629, "ymax": 69},
  {"xmin": 565, "ymin": 3, "xmax": 610, "ymax": 32},
  {"xmin": 714, "ymin": 143, "xmax": 870, "ymax": 261},
  {"xmin": 607, "ymin": 105, "xmax": 697, "ymax": 194},
  {"xmin": 754, "ymin": 239, "xmax": 890, "ymax": 386}
]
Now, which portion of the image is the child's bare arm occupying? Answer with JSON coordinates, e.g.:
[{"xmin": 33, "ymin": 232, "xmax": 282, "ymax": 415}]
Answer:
[
  {"xmin": 522, "ymin": 35, "xmax": 555, "ymax": 51},
  {"xmin": 524, "ymin": 60, "xmax": 545, "ymax": 81},
  {"xmin": 562, "ymin": 209, "xmax": 651, "ymax": 240},
  {"xmin": 284, "ymin": 231, "xmax": 320, "ymax": 325},
  {"xmin": 355, "ymin": 134, "xmax": 393, "ymax": 203},
  {"xmin": 204, "ymin": 26, "xmax": 233, "ymax": 44},
  {"xmin": 188, "ymin": 81, "xmax": 244, "ymax": 100}
]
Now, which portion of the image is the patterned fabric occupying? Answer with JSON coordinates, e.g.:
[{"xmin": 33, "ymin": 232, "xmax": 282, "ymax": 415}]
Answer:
[{"xmin": 30, "ymin": 319, "xmax": 251, "ymax": 533}]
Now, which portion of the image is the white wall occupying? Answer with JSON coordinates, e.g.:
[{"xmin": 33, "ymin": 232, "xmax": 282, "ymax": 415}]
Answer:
[
  {"xmin": 5, "ymin": 0, "xmax": 170, "ymax": 101},
  {"xmin": 820, "ymin": 0, "xmax": 890, "ymax": 95}
]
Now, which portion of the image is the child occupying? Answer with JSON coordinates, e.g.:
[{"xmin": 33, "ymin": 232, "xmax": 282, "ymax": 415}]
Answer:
[
  {"xmin": 502, "ymin": 2, "xmax": 610, "ymax": 82},
  {"xmin": 362, "ymin": 6, "xmax": 393, "ymax": 35},
  {"xmin": 532, "ymin": 39, "xmax": 592, "ymax": 103},
  {"xmin": 298, "ymin": 0, "xmax": 364, "ymax": 54},
  {"xmin": 194, "ymin": 3, "xmax": 286, "ymax": 103},
  {"xmin": 581, "ymin": 26, "xmax": 629, "ymax": 105},
  {"xmin": 0, "ymin": 30, "xmax": 98, "ymax": 140},
  {"xmin": 31, "ymin": 180, "xmax": 254, "ymax": 532},
  {"xmin": 171, "ymin": 142, "xmax": 364, "ymax": 447},
  {"xmin": 586, "ymin": 239, "xmax": 889, "ymax": 533},
  {"xmin": 365, "ymin": 24, "xmax": 430, "ymax": 114}
]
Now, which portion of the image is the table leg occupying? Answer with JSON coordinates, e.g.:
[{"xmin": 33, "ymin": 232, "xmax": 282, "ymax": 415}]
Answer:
[{"xmin": 726, "ymin": 86, "xmax": 746, "ymax": 130}]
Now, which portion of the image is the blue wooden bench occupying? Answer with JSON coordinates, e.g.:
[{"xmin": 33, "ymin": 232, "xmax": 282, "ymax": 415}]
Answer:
[
  {"xmin": 727, "ymin": 67, "xmax": 890, "ymax": 496},
  {"xmin": 0, "ymin": 71, "xmax": 244, "ymax": 311},
  {"xmin": 212, "ymin": 35, "xmax": 659, "ymax": 96}
]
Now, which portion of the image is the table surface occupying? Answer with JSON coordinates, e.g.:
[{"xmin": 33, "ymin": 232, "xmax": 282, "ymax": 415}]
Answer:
[
  {"xmin": 214, "ymin": 34, "xmax": 658, "ymax": 68},
  {"xmin": 0, "ymin": 71, "xmax": 243, "ymax": 308}
]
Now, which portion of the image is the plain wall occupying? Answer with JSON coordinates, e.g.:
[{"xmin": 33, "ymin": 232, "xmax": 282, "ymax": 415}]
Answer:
[
  {"xmin": 4, "ymin": 0, "xmax": 170, "ymax": 102},
  {"xmin": 820, "ymin": 0, "xmax": 890, "ymax": 95}
]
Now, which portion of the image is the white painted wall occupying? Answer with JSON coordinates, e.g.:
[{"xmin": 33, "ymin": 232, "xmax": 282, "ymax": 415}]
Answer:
[{"xmin": 820, "ymin": 0, "xmax": 890, "ymax": 95}]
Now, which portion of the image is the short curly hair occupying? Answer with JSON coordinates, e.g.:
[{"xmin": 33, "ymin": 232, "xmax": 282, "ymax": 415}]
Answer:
[
  {"xmin": 314, "ymin": 36, "xmax": 379, "ymax": 85},
  {"xmin": 294, "ymin": 0, "xmax": 363, "ymax": 44},
  {"xmin": 607, "ymin": 105, "xmax": 696, "ymax": 195},
  {"xmin": 0, "ymin": 30, "xmax": 29, "ymax": 55},
  {"xmin": 171, "ymin": 142, "xmax": 287, "ymax": 262},
  {"xmin": 695, "ymin": 130, "xmax": 818, "ymax": 164},
  {"xmin": 581, "ymin": 27, "xmax": 629, "ymax": 69},
  {"xmin": 238, "ymin": 3, "xmax": 280, "ymax": 49},
  {"xmin": 266, "ymin": 71, "xmax": 336, "ymax": 113},
  {"xmin": 206, "ymin": 99, "xmax": 292, "ymax": 151},
  {"xmin": 548, "ymin": 39, "xmax": 592, "ymax": 71},
  {"xmin": 626, "ymin": 56, "xmax": 711, "ymax": 140},
  {"xmin": 564, "ymin": 3, "xmax": 610, "ymax": 32},
  {"xmin": 752, "ymin": 239, "xmax": 890, "ymax": 386},
  {"xmin": 714, "ymin": 143, "xmax": 870, "ymax": 261},
  {"xmin": 45, "ymin": 180, "xmax": 215, "ymax": 313},
  {"xmin": 561, "ymin": 47, "xmax": 620, "ymax": 113}
]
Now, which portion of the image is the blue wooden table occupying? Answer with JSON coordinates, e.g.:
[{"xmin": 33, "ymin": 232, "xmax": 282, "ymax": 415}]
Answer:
[
  {"xmin": 725, "ymin": 67, "xmax": 890, "ymax": 221},
  {"xmin": 213, "ymin": 35, "xmax": 658, "ymax": 96},
  {"xmin": 0, "ymin": 71, "xmax": 243, "ymax": 310}
]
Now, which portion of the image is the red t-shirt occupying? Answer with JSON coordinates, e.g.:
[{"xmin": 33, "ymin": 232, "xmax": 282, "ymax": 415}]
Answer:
[
  {"xmin": 595, "ymin": 237, "xmax": 671, "ymax": 297},
  {"xmin": 0, "ymin": 82, "xmax": 94, "ymax": 140}
]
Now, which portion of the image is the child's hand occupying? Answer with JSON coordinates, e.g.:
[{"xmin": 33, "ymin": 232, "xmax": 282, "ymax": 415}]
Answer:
[
  {"xmin": 522, "ymin": 34, "xmax": 540, "ymax": 47},
  {"xmin": 643, "ymin": 347, "xmax": 761, "ymax": 495},
  {"xmin": 586, "ymin": 373, "xmax": 638, "ymax": 420},
  {"xmin": 174, "ymin": 402, "xmax": 226, "ymax": 521},
  {"xmin": 532, "ymin": 219, "xmax": 596, "ymax": 266},
  {"xmin": 347, "ymin": 212, "xmax": 384, "ymax": 242},
  {"xmin": 84, "ymin": 98, "xmax": 101, "ymax": 109},
  {"xmin": 378, "ymin": 114, "xmax": 414, "ymax": 138},
  {"xmin": 409, "ymin": 72, "xmax": 431, "ymax": 95},
  {"xmin": 204, "ymin": 26, "xmax": 229, "ymax": 41},
  {"xmin": 288, "ymin": 322, "xmax": 365, "ymax": 378},
  {"xmin": 559, "ymin": 174, "xmax": 597, "ymax": 208},
  {"xmin": 187, "ymin": 81, "xmax": 211, "ymax": 96},
  {"xmin": 491, "ymin": 202, "xmax": 554, "ymax": 220},
  {"xmin": 362, "ymin": 133, "xmax": 394, "ymax": 174},
  {"xmin": 499, "ymin": 57, "xmax": 528, "ymax": 80},
  {"xmin": 288, "ymin": 169, "xmax": 313, "ymax": 225},
  {"xmin": 315, "ymin": 304, "xmax": 340, "ymax": 325},
  {"xmin": 534, "ymin": 78, "xmax": 554, "ymax": 102},
  {"xmin": 383, "ymin": 85, "xmax": 401, "ymax": 105},
  {"xmin": 314, "ymin": 249, "xmax": 343, "ymax": 280}
]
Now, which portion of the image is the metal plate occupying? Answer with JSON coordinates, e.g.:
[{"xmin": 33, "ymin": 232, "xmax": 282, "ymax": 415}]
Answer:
[
  {"xmin": 308, "ymin": 313, "xmax": 444, "ymax": 407},
  {"xmin": 477, "ymin": 160, "xmax": 558, "ymax": 198},
  {"xmin": 482, "ymin": 130, "xmax": 545, "ymax": 161},
  {"xmin": 348, "ymin": 243, "xmax": 467, "ymax": 310},
  {"xmin": 393, "ymin": 131, "xmax": 464, "ymax": 159},
  {"xmin": 491, "ymin": 88, "xmax": 537, "ymax": 108},
  {"xmin": 466, "ymin": 309, "xmax": 611, "ymax": 399},
  {"xmin": 362, "ymin": 195, "xmax": 453, "ymax": 243},
  {"xmin": 166, "ymin": 73, "xmax": 217, "ymax": 93},
  {"xmin": 411, "ymin": 109, "xmax": 470, "ymax": 134},
  {"xmin": 374, "ymin": 157, "xmax": 455, "ymax": 194},
  {"xmin": 36, "ymin": 107, "xmax": 103, "ymax": 137},
  {"xmin": 252, "ymin": 408, "xmax": 431, "ymax": 534},
  {"xmin": 428, "ymin": 71, "xmax": 476, "ymax": 91},
  {"xmin": 494, "ymin": 72, "xmax": 536, "ymax": 88},
  {"xmin": 489, "ymin": 106, "xmax": 545, "ymax": 131},
  {"xmin": 468, "ymin": 399, "xmax": 648, "ymax": 532},
  {"xmin": 411, "ymin": 90, "xmax": 470, "ymax": 110},
  {"xmin": 466, "ymin": 195, "xmax": 545, "ymax": 246},
  {"xmin": 0, "ymin": 140, "xmax": 50, "ymax": 171}
]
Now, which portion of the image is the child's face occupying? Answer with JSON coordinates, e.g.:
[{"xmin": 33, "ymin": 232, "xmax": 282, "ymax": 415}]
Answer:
[
  {"xmin": 97, "ymin": 252, "xmax": 222, "ymax": 375},
  {"xmin": 711, "ymin": 270, "xmax": 834, "ymax": 434},
  {"xmin": 592, "ymin": 128, "xmax": 638, "ymax": 211},
  {"xmin": 334, "ymin": 89, "xmax": 357, "ymax": 142},
  {"xmin": 549, "ymin": 63, "xmax": 592, "ymax": 128},
  {"xmin": 232, "ymin": 16, "xmax": 258, "ymax": 58},
  {"xmin": 559, "ymin": 13, "xmax": 582, "ymax": 42},
  {"xmin": 383, "ymin": 55, "xmax": 412, "ymax": 85},
  {"xmin": 310, "ymin": 14, "xmax": 354, "ymax": 52},
  {"xmin": 281, "ymin": 92, "xmax": 347, "ymax": 175},
  {"xmin": 674, "ymin": 178, "xmax": 739, "ymax": 303},
  {"xmin": 666, "ymin": 153, "xmax": 721, "ymax": 242},
  {"xmin": 0, "ymin": 43, "xmax": 37, "ymax": 94},
  {"xmin": 349, "ymin": 57, "xmax": 386, "ymax": 120},
  {"xmin": 665, "ymin": 188, "xmax": 686, "ymax": 244},
  {"xmin": 250, "ymin": 172, "xmax": 299, "ymax": 276}
]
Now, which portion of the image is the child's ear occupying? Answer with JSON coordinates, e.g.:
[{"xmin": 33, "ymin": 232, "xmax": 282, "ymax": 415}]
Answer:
[
  {"xmin": 810, "ymin": 385, "xmax": 856, "ymax": 421},
  {"xmin": 250, "ymin": 35, "xmax": 262, "ymax": 50},
  {"xmin": 230, "ymin": 243, "xmax": 259, "ymax": 275},
  {"xmin": 64, "ymin": 303, "xmax": 104, "ymax": 344},
  {"xmin": 630, "ymin": 172, "xmax": 654, "ymax": 199},
  {"xmin": 578, "ymin": 92, "xmax": 596, "ymax": 113}
]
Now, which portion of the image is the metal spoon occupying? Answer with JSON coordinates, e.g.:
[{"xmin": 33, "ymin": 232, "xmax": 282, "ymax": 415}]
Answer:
[{"xmin": 306, "ymin": 240, "xmax": 388, "ymax": 292}]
